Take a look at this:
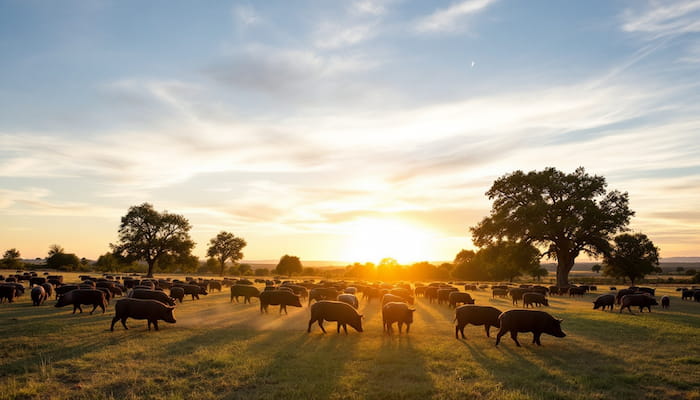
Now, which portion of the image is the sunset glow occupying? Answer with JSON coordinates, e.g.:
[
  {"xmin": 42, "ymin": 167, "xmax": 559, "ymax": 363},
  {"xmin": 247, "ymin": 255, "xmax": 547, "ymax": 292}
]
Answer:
[
  {"xmin": 340, "ymin": 219, "xmax": 435, "ymax": 264},
  {"xmin": 1, "ymin": 1, "xmax": 699, "ymax": 262}
]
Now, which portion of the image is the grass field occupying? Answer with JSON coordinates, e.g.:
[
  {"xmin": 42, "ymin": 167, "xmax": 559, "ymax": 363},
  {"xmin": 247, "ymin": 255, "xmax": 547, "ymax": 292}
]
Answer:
[{"xmin": 1, "ymin": 272, "xmax": 699, "ymax": 400}]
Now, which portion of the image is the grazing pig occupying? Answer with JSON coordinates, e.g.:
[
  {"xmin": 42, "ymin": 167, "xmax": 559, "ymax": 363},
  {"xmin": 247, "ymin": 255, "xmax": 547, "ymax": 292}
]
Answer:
[
  {"xmin": 661, "ymin": 296, "xmax": 670, "ymax": 309},
  {"xmin": 259, "ymin": 290, "xmax": 302, "ymax": 314},
  {"xmin": 40, "ymin": 282, "xmax": 54, "ymax": 299},
  {"xmin": 508, "ymin": 288, "xmax": 530, "ymax": 305},
  {"xmin": 308, "ymin": 300, "xmax": 363, "ymax": 334},
  {"xmin": 568, "ymin": 287, "xmax": 586, "ymax": 296},
  {"xmin": 55, "ymin": 289, "xmax": 107, "ymax": 314},
  {"xmin": 424, "ymin": 286, "xmax": 440, "ymax": 303},
  {"xmin": 389, "ymin": 288, "xmax": 415, "ymax": 305},
  {"xmin": 448, "ymin": 292, "xmax": 475, "ymax": 308},
  {"xmin": 110, "ymin": 298, "xmax": 176, "ymax": 331},
  {"xmin": 495, "ymin": 310, "xmax": 566, "ymax": 347},
  {"xmin": 616, "ymin": 288, "xmax": 638, "ymax": 304},
  {"xmin": 593, "ymin": 294, "xmax": 615, "ymax": 311},
  {"xmin": 619, "ymin": 294, "xmax": 659, "ymax": 313},
  {"xmin": 55, "ymin": 285, "xmax": 79, "ymax": 298},
  {"xmin": 454, "ymin": 305, "xmax": 502, "ymax": 339},
  {"xmin": 230, "ymin": 285, "xmax": 261, "ymax": 304},
  {"xmin": 523, "ymin": 293, "xmax": 549, "ymax": 308},
  {"xmin": 381, "ymin": 293, "xmax": 406, "ymax": 306},
  {"xmin": 492, "ymin": 288, "xmax": 508, "ymax": 298},
  {"xmin": 176, "ymin": 284, "xmax": 207, "ymax": 300},
  {"xmin": 208, "ymin": 281, "xmax": 222, "ymax": 292},
  {"xmin": 437, "ymin": 288, "xmax": 458, "ymax": 305},
  {"xmin": 0, "ymin": 284, "xmax": 17, "ymax": 303},
  {"xmin": 337, "ymin": 293, "xmax": 359, "ymax": 309},
  {"xmin": 169, "ymin": 287, "xmax": 185, "ymax": 303},
  {"xmin": 129, "ymin": 289, "xmax": 176, "ymax": 306},
  {"xmin": 695, "ymin": 291, "xmax": 700, "ymax": 302},
  {"xmin": 31, "ymin": 285, "xmax": 47, "ymax": 306},
  {"xmin": 382, "ymin": 302, "xmax": 415, "ymax": 334},
  {"xmin": 308, "ymin": 287, "xmax": 339, "ymax": 306},
  {"xmin": 681, "ymin": 289, "xmax": 695, "ymax": 300}
]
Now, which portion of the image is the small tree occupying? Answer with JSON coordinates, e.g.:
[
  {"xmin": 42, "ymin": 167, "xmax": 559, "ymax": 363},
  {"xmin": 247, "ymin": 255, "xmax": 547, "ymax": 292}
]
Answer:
[
  {"xmin": 275, "ymin": 255, "xmax": 302, "ymax": 277},
  {"xmin": 530, "ymin": 266, "xmax": 548, "ymax": 282},
  {"xmin": 47, "ymin": 252, "xmax": 80, "ymax": 271},
  {"xmin": 48, "ymin": 244, "xmax": 64, "ymax": 257},
  {"xmin": 206, "ymin": 231, "xmax": 247, "ymax": 276},
  {"xmin": 254, "ymin": 268, "xmax": 270, "ymax": 276},
  {"xmin": 2, "ymin": 248, "xmax": 23, "ymax": 269},
  {"xmin": 239, "ymin": 263, "xmax": 253, "ymax": 276},
  {"xmin": 480, "ymin": 241, "xmax": 541, "ymax": 282},
  {"xmin": 591, "ymin": 264, "xmax": 602, "ymax": 274},
  {"xmin": 603, "ymin": 233, "xmax": 660, "ymax": 285},
  {"xmin": 111, "ymin": 203, "xmax": 195, "ymax": 278}
]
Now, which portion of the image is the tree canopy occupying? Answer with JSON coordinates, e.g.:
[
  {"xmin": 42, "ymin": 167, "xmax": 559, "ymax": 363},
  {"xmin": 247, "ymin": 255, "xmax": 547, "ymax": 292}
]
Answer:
[
  {"xmin": 603, "ymin": 233, "xmax": 660, "ymax": 285},
  {"xmin": 206, "ymin": 231, "xmax": 247, "ymax": 276},
  {"xmin": 2, "ymin": 248, "xmax": 23, "ymax": 269},
  {"xmin": 275, "ymin": 254, "xmax": 303, "ymax": 277},
  {"xmin": 111, "ymin": 203, "xmax": 195, "ymax": 278},
  {"xmin": 470, "ymin": 167, "xmax": 634, "ymax": 286}
]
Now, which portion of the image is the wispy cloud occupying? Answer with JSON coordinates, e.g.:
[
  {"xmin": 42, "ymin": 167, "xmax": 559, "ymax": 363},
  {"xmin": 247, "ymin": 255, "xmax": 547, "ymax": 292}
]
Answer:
[
  {"xmin": 232, "ymin": 4, "xmax": 261, "ymax": 27},
  {"xmin": 622, "ymin": 0, "xmax": 700, "ymax": 38},
  {"xmin": 416, "ymin": 0, "xmax": 498, "ymax": 33},
  {"xmin": 314, "ymin": 23, "xmax": 377, "ymax": 49},
  {"xmin": 351, "ymin": 0, "xmax": 389, "ymax": 16}
]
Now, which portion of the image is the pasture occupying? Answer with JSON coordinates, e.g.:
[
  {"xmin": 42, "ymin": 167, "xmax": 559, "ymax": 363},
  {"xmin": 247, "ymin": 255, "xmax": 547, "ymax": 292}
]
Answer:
[{"xmin": 1, "ymin": 273, "xmax": 699, "ymax": 400}]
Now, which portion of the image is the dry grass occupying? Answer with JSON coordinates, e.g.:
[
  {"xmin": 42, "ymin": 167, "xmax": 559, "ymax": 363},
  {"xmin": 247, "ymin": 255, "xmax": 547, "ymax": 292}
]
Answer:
[{"xmin": 1, "ymin": 271, "xmax": 699, "ymax": 399}]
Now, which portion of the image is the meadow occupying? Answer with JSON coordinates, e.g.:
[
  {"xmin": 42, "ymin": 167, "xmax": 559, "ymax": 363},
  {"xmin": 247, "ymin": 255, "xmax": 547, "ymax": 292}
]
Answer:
[{"xmin": 1, "ymin": 271, "xmax": 699, "ymax": 400}]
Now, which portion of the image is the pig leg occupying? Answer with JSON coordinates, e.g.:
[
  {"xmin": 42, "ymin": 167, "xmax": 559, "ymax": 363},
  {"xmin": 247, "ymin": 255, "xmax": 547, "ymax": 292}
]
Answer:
[
  {"xmin": 307, "ymin": 318, "xmax": 316, "ymax": 333},
  {"xmin": 318, "ymin": 320, "xmax": 326, "ymax": 333},
  {"xmin": 110, "ymin": 316, "xmax": 119, "ymax": 331},
  {"xmin": 495, "ymin": 328, "xmax": 506, "ymax": 346},
  {"xmin": 121, "ymin": 318, "xmax": 128, "ymax": 330},
  {"xmin": 405, "ymin": 323, "xmax": 410, "ymax": 334},
  {"xmin": 510, "ymin": 331, "xmax": 521, "ymax": 347},
  {"xmin": 533, "ymin": 332, "xmax": 542, "ymax": 345},
  {"xmin": 484, "ymin": 325, "xmax": 491, "ymax": 337},
  {"xmin": 152, "ymin": 320, "xmax": 159, "ymax": 331}
]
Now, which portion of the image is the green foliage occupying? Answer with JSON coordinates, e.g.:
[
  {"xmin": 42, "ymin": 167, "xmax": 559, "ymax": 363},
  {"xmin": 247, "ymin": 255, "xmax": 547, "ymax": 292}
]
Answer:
[
  {"xmin": 254, "ymin": 267, "xmax": 269, "ymax": 276},
  {"xmin": 46, "ymin": 252, "xmax": 80, "ymax": 271},
  {"xmin": 47, "ymin": 244, "xmax": 64, "ymax": 257},
  {"xmin": 603, "ymin": 233, "xmax": 660, "ymax": 285},
  {"xmin": 470, "ymin": 167, "xmax": 634, "ymax": 286},
  {"xmin": 591, "ymin": 264, "xmax": 602, "ymax": 274},
  {"xmin": 529, "ymin": 266, "xmax": 548, "ymax": 281},
  {"xmin": 206, "ymin": 231, "xmax": 247, "ymax": 276},
  {"xmin": 274, "ymin": 254, "xmax": 303, "ymax": 277},
  {"xmin": 302, "ymin": 267, "xmax": 316, "ymax": 276},
  {"xmin": 238, "ymin": 263, "xmax": 253, "ymax": 276},
  {"xmin": 2, "ymin": 248, "xmax": 23, "ymax": 269},
  {"xmin": 111, "ymin": 203, "xmax": 195, "ymax": 277}
]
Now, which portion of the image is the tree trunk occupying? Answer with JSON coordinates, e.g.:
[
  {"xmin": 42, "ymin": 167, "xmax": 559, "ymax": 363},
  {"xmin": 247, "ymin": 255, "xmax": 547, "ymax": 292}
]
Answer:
[
  {"xmin": 555, "ymin": 256, "xmax": 575, "ymax": 287},
  {"xmin": 147, "ymin": 260, "xmax": 155, "ymax": 278}
]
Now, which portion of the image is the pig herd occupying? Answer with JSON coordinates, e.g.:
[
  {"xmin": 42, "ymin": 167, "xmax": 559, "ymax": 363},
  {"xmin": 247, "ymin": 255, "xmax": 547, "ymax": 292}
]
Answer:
[{"xmin": 2, "ymin": 271, "xmax": 698, "ymax": 347}]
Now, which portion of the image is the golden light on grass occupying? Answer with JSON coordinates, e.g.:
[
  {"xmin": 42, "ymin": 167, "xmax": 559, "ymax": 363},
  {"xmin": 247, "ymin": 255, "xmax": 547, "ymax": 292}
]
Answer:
[{"xmin": 340, "ymin": 218, "xmax": 434, "ymax": 264}]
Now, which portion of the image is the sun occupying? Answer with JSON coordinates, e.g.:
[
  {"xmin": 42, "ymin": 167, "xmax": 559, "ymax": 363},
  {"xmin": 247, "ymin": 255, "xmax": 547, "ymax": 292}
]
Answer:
[{"xmin": 340, "ymin": 218, "xmax": 433, "ymax": 264}]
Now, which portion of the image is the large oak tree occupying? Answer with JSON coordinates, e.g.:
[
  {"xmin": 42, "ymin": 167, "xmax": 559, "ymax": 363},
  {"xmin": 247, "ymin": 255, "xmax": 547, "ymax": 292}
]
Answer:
[
  {"xmin": 470, "ymin": 167, "xmax": 634, "ymax": 287},
  {"xmin": 111, "ymin": 203, "xmax": 195, "ymax": 278}
]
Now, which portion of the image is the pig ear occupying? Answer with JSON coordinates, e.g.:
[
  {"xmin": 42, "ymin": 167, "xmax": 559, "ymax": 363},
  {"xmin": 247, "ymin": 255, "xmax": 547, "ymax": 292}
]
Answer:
[{"xmin": 557, "ymin": 318, "xmax": 563, "ymax": 322}]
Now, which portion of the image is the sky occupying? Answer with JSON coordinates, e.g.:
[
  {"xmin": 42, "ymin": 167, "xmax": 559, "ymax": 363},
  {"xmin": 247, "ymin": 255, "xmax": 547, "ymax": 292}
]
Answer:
[{"xmin": 1, "ymin": 0, "xmax": 699, "ymax": 264}]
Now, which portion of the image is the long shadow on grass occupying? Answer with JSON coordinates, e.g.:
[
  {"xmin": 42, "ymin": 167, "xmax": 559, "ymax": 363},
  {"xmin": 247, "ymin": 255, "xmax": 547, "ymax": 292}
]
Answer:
[{"xmin": 223, "ymin": 330, "xmax": 363, "ymax": 400}]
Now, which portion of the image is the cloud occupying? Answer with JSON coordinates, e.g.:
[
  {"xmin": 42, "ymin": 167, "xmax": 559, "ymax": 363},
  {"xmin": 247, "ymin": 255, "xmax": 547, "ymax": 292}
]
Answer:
[
  {"xmin": 204, "ymin": 45, "xmax": 383, "ymax": 102},
  {"xmin": 351, "ymin": 0, "xmax": 388, "ymax": 16},
  {"xmin": 314, "ymin": 23, "xmax": 377, "ymax": 49},
  {"xmin": 416, "ymin": 0, "xmax": 498, "ymax": 33},
  {"xmin": 232, "ymin": 4, "xmax": 261, "ymax": 27},
  {"xmin": 622, "ymin": 0, "xmax": 700, "ymax": 38}
]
